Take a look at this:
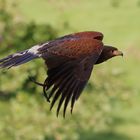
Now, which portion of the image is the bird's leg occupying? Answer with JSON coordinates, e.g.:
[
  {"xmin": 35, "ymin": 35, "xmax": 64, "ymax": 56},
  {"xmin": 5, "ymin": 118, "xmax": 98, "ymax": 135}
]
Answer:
[
  {"xmin": 29, "ymin": 76, "xmax": 44, "ymax": 86},
  {"xmin": 29, "ymin": 76, "xmax": 50, "ymax": 102}
]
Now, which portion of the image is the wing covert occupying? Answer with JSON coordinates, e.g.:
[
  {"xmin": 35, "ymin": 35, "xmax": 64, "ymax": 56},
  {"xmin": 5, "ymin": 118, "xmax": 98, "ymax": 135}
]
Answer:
[{"xmin": 38, "ymin": 38, "xmax": 103, "ymax": 59}]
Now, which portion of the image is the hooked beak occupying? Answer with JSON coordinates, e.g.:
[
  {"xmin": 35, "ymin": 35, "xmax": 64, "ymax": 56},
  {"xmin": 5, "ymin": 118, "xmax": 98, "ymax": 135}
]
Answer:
[{"xmin": 113, "ymin": 50, "xmax": 123, "ymax": 57}]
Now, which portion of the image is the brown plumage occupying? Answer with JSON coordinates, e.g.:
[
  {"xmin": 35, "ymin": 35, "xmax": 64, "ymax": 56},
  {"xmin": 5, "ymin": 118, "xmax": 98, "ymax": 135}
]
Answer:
[{"xmin": 0, "ymin": 31, "xmax": 123, "ymax": 117}]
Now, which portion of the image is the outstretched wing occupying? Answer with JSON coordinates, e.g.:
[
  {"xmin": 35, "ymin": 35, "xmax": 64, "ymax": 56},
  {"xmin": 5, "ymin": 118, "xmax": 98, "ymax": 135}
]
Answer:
[
  {"xmin": 36, "ymin": 37, "xmax": 104, "ymax": 117},
  {"xmin": 42, "ymin": 55, "xmax": 100, "ymax": 117}
]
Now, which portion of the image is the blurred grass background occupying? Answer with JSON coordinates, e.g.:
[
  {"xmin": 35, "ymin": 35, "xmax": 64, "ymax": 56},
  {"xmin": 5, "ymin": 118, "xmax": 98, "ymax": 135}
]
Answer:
[{"xmin": 0, "ymin": 0, "xmax": 140, "ymax": 139}]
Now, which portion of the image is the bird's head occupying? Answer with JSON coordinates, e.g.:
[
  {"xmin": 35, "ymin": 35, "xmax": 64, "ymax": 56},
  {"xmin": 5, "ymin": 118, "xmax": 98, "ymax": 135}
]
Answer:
[{"xmin": 95, "ymin": 45, "xmax": 123, "ymax": 64}]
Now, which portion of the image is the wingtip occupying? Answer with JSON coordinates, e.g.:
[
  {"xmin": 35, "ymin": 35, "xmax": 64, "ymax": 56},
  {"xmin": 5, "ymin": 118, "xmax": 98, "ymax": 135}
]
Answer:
[
  {"xmin": 56, "ymin": 112, "xmax": 59, "ymax": 118},
  {"xmin": 56, "ymin": 107, "xmax": 60, "ymax": 117},
  {"xmin": 50, "ymin": 105, "xmax": 53, "ymax": 111},
  {"xmin": 63, "ymin": 112, "xmax": 66, "ymax": 118},
  {"xmin": 71, "ymin": 108, "xmax": 73, "ymax": 114}
]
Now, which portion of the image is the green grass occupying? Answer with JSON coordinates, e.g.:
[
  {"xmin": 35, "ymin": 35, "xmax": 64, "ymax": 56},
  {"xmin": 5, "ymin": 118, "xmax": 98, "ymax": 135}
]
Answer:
[
  {"xmin": 17, "ymin": 0, "xmax": 140, "ymax": 43},
  {"xmin": 0, "ymin": 0, "xmax": 140, "ymax": 139}
]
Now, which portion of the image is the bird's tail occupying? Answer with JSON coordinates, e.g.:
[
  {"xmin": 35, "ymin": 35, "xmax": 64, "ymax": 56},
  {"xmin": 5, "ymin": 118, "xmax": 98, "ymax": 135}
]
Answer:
[{"xmin": 0, "ymin": 49, "xmax": 39, "ymax": 69}]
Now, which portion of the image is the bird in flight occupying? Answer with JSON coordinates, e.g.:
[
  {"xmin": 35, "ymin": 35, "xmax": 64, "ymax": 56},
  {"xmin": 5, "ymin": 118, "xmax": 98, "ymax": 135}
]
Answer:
[{"xmin": 0, "ymin": 31, "xmax": 123, "ymax": 117}]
